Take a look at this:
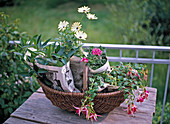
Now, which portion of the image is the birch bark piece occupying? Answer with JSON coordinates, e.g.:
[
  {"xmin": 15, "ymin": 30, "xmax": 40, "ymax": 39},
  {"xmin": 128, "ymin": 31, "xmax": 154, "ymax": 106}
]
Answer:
[
  {"xmin": 27, "ymin": 60, "xmax": 80, "ymax": 93},
  {"xmin": 89, "ymin": 59, "xmax": 111, "ymax": 74}
]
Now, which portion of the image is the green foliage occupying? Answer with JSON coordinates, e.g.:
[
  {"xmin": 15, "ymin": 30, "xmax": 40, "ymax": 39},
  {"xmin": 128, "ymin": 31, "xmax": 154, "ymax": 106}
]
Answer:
[
  {"xmin": 46, "ymin": 0, "xmax": 71, "ymax": 8},
  {"xmin": 80, "ymin": 63, "xmax": 148, "ymax": 120},
  {"xmin": 107, "ymin": 0, "xmax": 152, "ymax": 45},
  {"xmin": 23, "ymin": 29, "xmax": 82, "ymax": 67},
  {"xmin": 152, "ymin": 102, "xmax": 170, "ymax": 124},
  {"xmin": 107, "ymin": 0, "xmax": 170, "ymax": 46},
  {"xmin": 0, "ymin": 12, "xmax": 39, "ymax": 123},
  {"xmin": 146, "ymin": 0, "xmax": 170, "ymax": 46},
  {"xmin": 111, "ymin": 63, "xmax": 148, "ymax": 100}
]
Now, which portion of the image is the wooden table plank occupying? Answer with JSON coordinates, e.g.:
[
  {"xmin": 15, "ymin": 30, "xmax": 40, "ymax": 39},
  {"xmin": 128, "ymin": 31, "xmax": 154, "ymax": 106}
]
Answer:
[
  {"xmin": 5, "ymin": 87, "xmax": 157, "ymax": 124},
  {"xmin": 4, "ymin": 117, "xmax": 39, "ymax": 124},
  {"xmin": 99, "ymin": 107, "xmax": 153, "ymax": 124},
  {"xmin": 10, "ymin": 92, "xmax": 108, "ymax": 124}
]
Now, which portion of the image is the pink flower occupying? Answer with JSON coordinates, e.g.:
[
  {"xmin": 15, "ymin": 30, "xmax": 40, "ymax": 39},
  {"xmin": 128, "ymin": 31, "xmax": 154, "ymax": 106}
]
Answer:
[
  {"xmin": 92, "ymin": 48, "xmax": 102, "ymax": 56},
  {"xmin": 131, "ymin": 104, "xmax": 137, "ymax": 113},
  {"xmin": 82, "ymin": 105, "xmax": 89, "ymax": 119},
  {"xmin": 144, "ymin": 90, "xmax": 149, "ymax": 99},
  {"xmin": 132, "ymin": 69, "xmax": 138, "ymax": 74},
  {"xmin": 127, "ymin": 104, "xmax": 137, "ymax": 116},
  {"xmin": 127, "ymin": 105, "xmax": 132, "ymax": 115},
  {"xmin": 137, "ymin": 89, "xmax": 149, "ymax": 102},
  {"xmin": 136, "ymin": 74, "xmax": 140, "ymax": 79},
  {"xmin": 137, "ymin": 96, "xmax": 144, "ymax": 102},
  {"xmin": 89, "ymin": 113, "xmax": 102, "ymax": 122},
  {"xmin": 127, "ymin": 71, "xmax": 131, "ymax": 76},
  {"xmin": 73, "ymin": 105, "xmax": 81, "ymax": 116},
  {"xmin": 81, "ymin": 57, "xmax": 88, "ymax": 63}
]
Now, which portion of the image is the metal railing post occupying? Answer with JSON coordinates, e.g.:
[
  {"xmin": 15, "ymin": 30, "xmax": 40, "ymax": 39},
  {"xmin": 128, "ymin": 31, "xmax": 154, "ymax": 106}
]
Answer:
[
  {"xmin": 150, "ymin": 51, "xmax": 155, "ymax": 87},
  {"xmin": 160, "ymin": 57, "xmax": 170, "ymax": 124},
  {"xmin": 120, "ymin": 49, "xmax": 122, "ymax": 58},
  {"xmin": 136, "ymin": 50, "xmax": 139, "ymax": 59}
]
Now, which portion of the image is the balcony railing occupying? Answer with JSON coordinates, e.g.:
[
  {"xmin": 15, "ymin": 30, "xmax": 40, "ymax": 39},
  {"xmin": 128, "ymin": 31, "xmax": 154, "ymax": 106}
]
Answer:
[{"xmin": 83, "ymin": 43, "xmax": 170, "ymax": 124}]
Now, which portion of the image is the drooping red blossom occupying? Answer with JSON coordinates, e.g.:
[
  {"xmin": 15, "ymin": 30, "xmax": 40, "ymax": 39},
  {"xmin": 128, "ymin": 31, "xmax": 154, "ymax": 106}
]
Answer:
[
  {"xmin": 127, "ymin": 104, "xmax": 137, "ymax": 116},
  {"xmin": 131, "ymin": 104, "xmax": 137, "ymax": 113},
  {"xmin": 136, "ymin": 73, "xmax": 140, "ymax": 79},
  {"xmin": 132, "ymin": 69, "xmax": 138, "ymax": 75},
  {"xmin": 82, "ymin": 105, "xmax": 89, "ymax": 119},
  {"xmin": 137, "ymin": 89, "xmax": 149, "ymax": 103},
  {"xmin": 137, "ymin": 96, "xmax": 144, "ymax": 102},
  {"xmin": 144, "ymin": 90, "xmax": 149, "ymax": 99},
  {"xmin": 89, "ymin": 113, "xmax": 102, "ymax": 122},
  {"xmin": 127, "ymin": 71, "xmax": 131, "ymax": 76},
  {"xmin": 127, "ymin": 105, "xmax": 132, "ymax": 115},
  {"xmin": 73, "ymin": 105, "xmax": 81, "ymax": 116}
]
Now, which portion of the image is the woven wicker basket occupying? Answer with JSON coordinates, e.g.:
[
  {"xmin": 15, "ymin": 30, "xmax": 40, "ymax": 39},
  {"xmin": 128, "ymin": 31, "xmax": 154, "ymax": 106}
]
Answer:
[{"xmin": 38, "ymin": 79, "xmax": 125, "ymax": 114}]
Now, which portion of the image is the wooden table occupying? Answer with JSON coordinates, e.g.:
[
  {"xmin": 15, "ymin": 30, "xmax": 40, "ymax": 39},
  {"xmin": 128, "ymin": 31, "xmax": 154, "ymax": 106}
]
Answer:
[{"xmin": 4, "ymin": 87, "xmax": 157, "ymax": 124}]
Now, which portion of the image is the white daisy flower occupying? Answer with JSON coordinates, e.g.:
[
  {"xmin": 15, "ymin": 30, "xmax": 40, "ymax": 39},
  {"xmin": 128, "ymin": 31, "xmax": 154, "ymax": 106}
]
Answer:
[
  {"xmin": 71, "ymin": 22, "xmax": 82, "ymax": 32},
  {"xmin": 75, "ymin": 31, "xmax": 87, "ymax": 40},
  {"xmin": 58, "ymin": 20, "xmax": 69, "ymax": 31},
  {"xmin": 86, "ymin": 13, "xmax": 98, "ymax": 20},
  {"xmin": 78, "ymin": 6, "xmax": 90, "ymax": 13}
]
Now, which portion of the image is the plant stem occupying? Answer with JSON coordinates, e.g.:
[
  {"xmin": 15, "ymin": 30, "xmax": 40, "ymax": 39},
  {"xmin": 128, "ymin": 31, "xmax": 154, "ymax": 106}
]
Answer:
[{"xmin": 80, "ymin": 14, "xmax": 85, "ymax": 22}]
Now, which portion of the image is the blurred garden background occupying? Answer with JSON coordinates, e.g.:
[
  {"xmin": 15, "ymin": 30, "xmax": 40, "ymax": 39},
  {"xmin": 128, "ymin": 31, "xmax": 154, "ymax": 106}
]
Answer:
[{"xmin": 0, "ymin": 0, "xmax": 170, "ymax": 123}]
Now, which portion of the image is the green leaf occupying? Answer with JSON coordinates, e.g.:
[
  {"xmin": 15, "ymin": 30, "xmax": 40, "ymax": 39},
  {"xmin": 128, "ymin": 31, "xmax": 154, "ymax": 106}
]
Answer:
[
  {"xmin": 35, "ymin": 58, "xmax": 47, "ymax": 65},
  {"xmin": 0, "ymin": 98, "xmax": 5, "ymax": 107},
  {"xmin": 55, "ymin": 45, "xmax": 60, "ymax": 53},
  {"xmin": 38, "ymin": 39, "xmax": 42, "ymax": 49},
  {"xmin": 36, "ymin": 35, "xmax": 41, "ymax": 45},
  {"xmin": 42, "ymin": 38, "xmax": 51, "ymax": 48},
  {"xmin": 118, "ymin": 76, "xmax": 123, "ymax": 80},
  {"xmin": 8, "ymin": 107, "xmax": 13, "ymax": 114},
  {"xmin": 23, "ymin": 91, "xmax": 32, "ymax": 97},
  {"xmin": 91, "ymin": 102, "xmax": 94, "ymax": 105},
  {"xmin": 52, "ymin": 42, "xmax": 56, "ymax": 52},
  {"xmin": 18, "ymin": 72, "xmax": 31, "ymax": 77},
  {"xmin": 124, "ymin": 94, "xmax": 129, "ymax": 99},
  {"xmin": 67, "ymin": 47, "xmax": 79, "ymax": 58},
  {"xmin": 38, "ymin": 69, "xmax": 48, "ymax": 74},
  {"xmin": 124, "ymin": 82, "xmax": 129, "ymax": 86},
  {"xmin": 89, "ymin": 77, "xmax": 94, "ymax": 82},
  {"xmin": 57, "ymin": 46, "xmax": 65, "ymax": 56},
  {"xmin": 61, "ymin": 58, "xmax": 67, "ymax": 65},
  {"xmin": 14, "ymin": 52, "xmax": 23, "ymax": 56},
  {"xmin": 47, "ymin": 45, "xmax": 52, "ymax": 57},
  {"xmin": 52, "ymin": 53, "xmax": 60, "ymax": 59}
]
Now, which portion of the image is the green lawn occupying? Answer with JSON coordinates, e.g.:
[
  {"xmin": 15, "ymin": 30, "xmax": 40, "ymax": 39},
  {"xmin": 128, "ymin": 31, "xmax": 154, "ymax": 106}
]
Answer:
[{"xmin": 0, "ymin": 0, "xmax": 169, "ymax": 103}]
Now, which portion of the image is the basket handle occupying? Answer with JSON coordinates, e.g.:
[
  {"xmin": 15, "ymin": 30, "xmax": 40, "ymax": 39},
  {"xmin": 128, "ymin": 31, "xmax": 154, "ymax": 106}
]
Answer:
[{"xmin": 83, "ymin": 63, "xmax": 88, "ymax": 92}]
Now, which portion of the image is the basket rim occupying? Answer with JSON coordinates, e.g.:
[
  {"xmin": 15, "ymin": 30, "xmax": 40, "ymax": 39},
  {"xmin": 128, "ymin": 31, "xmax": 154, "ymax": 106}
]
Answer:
[{"xmin": 37, "ymin": 79, "xmax": 124, "ymax": 98}]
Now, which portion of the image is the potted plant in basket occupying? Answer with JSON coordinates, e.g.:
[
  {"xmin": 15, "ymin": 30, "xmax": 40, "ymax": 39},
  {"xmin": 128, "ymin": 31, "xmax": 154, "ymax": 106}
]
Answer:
[
  {"xmin": 20, "ymin": 6, "xmax": 149, "ymax": 123},
  {"xmin": 81, "ymin": 46, "xmax": 111, "ymax": 74},
  {"xmin": 74, "ymin": 55, "xmax": 149, "ymax": 122},
  {"xmin": 22, "ymin": 21, "xmax": 85, "ymax": 92}
]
